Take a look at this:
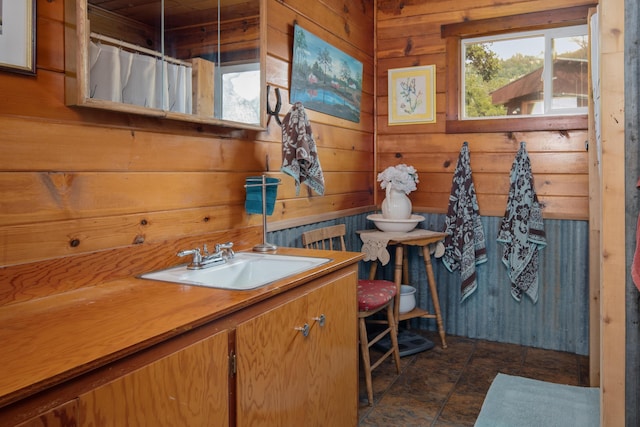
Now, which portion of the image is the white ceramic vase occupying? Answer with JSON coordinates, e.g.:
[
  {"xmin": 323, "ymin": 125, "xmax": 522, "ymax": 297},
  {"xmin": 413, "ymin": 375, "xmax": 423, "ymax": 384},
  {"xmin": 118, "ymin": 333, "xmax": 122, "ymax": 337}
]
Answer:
[{"xmin": 381, "ymin": 186, "xmax": 412, "ymax": 220}]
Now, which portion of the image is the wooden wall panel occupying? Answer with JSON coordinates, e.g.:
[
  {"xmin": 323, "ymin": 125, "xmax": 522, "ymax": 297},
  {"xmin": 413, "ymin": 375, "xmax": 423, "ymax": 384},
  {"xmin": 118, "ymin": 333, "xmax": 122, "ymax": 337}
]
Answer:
[
  {"xmin": 87, "ymin": 6, "xmax": 158, "ymax": 50},
  {"xmin": 377, "ymin": 0, "xmax": 595, "ymax": 21},
  {"xmin": 270, "ymin": 0, "xmax": 373, "ymax": 54},
  {"xmin": 0, "ymin": 227, "xmax": 263, "ymax": 306},
  {"xmin": 598, "ymin": 0, "xmax": 626, "ymax": 422},
  {"xmin": 376, "ymin": 0, "xmax": 594, "ymax": 220},
  {"xmin": 0, "ymin": 0, "xmax": 375, "ymax": 299},
  {"xmin": 0, "ymin": 171, "xmax": 371, "ymax": 227},
  {"xmin": 377, "ymin": 32, "xmax": 445, "ymax": 60},
  {"xmin": 37, "ymin": 18, "xmax": 65, "ymax": 72},
  {"xmin": 376, "ymin": 129, "xmax": 589, "ymax": 218}
]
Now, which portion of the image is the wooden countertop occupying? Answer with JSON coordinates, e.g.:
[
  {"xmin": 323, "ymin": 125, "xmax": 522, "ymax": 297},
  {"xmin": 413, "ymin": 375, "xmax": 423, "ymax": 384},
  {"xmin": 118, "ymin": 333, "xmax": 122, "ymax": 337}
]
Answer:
[{"xmin": 0, "ymin": 247, "xmax": 363, "ymax": 408}]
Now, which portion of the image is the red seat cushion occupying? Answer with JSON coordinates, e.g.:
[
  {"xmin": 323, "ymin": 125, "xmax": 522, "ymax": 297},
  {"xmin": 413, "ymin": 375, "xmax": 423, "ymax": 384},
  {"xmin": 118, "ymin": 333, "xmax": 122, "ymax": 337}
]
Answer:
[{"xmin": 357, "ymin": 279, "xmax": 397, "ymax": 312}]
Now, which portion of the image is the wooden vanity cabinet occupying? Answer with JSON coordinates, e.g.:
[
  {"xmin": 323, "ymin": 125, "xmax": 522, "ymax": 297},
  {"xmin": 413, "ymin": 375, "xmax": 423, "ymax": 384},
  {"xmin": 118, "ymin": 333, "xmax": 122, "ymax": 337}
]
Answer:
[
  {"xmin": 235, "ymin": 268, "xmax": 358, "ymax": 427},
  {"xmin": 13, "ymin": 401, "xmax": 78, "ymax": 427},
  {"xmin": 6, "ymin": 329, "xmax": 230, "ymax": 427},
  {"xmin": 78, "ymin": 330, "xmax": 230, "ymax": 427},
  {"xmin": 6, "ymin": 262, "xmax": 358, "ymax": 427}
]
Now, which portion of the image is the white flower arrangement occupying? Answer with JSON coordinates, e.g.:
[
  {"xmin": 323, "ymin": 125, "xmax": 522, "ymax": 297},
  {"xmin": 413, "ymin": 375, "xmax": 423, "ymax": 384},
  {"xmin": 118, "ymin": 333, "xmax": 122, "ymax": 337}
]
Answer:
[{"xmin": 377, "ymin": 164, "xmax": 419, "ymax": 194}]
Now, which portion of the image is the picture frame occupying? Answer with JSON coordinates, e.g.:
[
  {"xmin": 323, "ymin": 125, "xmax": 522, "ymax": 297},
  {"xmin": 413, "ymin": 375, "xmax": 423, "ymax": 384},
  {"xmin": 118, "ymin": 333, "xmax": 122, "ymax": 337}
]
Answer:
[
  {"xmin": 0, "ymin": 0, "xmax": 36, "ymax": 75},
  {"xmin": 388, "ymin": 65, "xmax": 435, "ymax": 125},
  {"xmin": 290, "ymin": 24, "xmax": 363, "ymax": 123}
]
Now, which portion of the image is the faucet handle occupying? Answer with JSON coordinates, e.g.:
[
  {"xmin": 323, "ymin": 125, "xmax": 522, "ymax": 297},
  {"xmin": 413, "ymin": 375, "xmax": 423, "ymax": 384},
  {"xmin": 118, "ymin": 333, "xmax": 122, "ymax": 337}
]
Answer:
[
  {"xmin": 177, "ymin": 248, "xmax": 202, "ymax": 264},
  {"xmin": 215, "ymin": 242, "xmax": 235, "ymax": 258},
  {"xmin": 215, "ymin": 241, "xmax": 233, "ymax": 250}
]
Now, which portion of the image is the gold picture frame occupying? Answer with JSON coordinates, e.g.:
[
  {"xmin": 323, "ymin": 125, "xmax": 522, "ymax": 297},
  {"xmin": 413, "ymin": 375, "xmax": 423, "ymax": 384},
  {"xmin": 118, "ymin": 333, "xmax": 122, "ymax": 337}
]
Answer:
[
  {"xmin": 0, "ymin": 0, "xmax": 36, "ymax": 75},
  {"xmin": 388, "ymin": 65, "xmax": 435, "ymax": 125}
]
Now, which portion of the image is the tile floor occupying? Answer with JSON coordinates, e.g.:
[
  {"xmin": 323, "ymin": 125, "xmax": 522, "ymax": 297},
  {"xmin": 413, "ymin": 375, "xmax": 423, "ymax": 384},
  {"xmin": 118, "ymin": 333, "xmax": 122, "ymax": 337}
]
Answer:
[{"xmin": 358, "ymin": 330, "xmax": 590, "ymax": 427}]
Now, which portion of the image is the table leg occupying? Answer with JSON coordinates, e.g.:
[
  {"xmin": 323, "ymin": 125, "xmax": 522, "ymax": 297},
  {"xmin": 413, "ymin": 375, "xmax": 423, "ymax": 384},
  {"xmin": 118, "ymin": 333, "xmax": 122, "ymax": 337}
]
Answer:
[
  {"xmin": 422, "ymin": 245, "xmax": 447, "ymax": 349},
  {"xmin": 402, "ymin": 249, "xmax": 409, "ymax": 285},
  {"xmin": 393, "ymin": 245, "xmax": 403, "ymax": 328},
  {"xmin": 401, "ymin": 246, "xmax": 412, "ymax": 330},
  {"xmin": 368, "ymin": 261, "xmax": 377, "ymax": 281}
]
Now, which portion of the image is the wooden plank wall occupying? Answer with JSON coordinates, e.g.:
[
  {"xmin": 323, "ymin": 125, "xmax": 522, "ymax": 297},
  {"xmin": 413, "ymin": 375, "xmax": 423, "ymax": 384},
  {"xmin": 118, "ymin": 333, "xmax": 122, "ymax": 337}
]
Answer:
[
  {"xmin": 599, "ymin": 0, "xmax": 627, "ymax": 422},
  {"xmin": 0, "ymin": 0, "xmax": 375, "ymax": 304},
  {"xmin": 264, "ymin": 0, "xmax": 377, "ymax": 215},
  {"xmin": 376, "ymin": 0, "xmax": 594, "ymax": 220}
]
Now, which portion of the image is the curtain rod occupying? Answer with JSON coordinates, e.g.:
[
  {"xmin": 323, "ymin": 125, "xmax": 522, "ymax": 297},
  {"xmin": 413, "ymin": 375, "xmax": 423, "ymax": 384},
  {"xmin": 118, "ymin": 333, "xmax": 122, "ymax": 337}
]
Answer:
[{"xmin": 90, "ymin": 32, "xmax": 193, "ymax": 68}]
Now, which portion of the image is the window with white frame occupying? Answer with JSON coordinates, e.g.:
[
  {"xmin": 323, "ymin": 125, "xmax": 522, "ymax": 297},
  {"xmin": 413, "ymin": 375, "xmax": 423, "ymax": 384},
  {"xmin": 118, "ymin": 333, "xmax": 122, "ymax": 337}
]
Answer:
[{"xmin": 461, "ymin": 25, "xmax": 588, "ymax": 120}]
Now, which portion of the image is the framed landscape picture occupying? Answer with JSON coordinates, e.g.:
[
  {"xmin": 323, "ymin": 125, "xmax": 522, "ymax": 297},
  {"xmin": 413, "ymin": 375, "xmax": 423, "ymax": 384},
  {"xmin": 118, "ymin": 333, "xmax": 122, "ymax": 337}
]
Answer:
[
  {"xmin": 290, "ymin": 24, "xmax": 362, "ymax": 123},
  {"xmin": 388, "ymin": 65, "xmax": 436, "ymax": 125},
  {"xmin": 0, "ymin": 0, "xmax": 36, "ymax": 75}
]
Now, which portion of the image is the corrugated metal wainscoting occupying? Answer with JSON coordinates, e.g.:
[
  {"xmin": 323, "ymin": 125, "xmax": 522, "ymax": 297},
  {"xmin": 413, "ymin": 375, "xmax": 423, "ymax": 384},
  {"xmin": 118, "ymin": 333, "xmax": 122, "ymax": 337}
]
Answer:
[{"xmin": 268, "ymin": 212, "xmax": 589, "ymax": 355}]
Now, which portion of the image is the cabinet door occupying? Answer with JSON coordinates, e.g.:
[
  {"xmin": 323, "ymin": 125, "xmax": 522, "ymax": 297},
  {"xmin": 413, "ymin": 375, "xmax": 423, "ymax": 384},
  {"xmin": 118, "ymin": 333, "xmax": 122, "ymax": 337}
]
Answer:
[
  {"xmin": 235, "ymin": 271, "xmax": 358, "ymax": 427},
  {"xmin": 235, "ymin": 291, "xmax": 309, "ymax": 426},
  {"xmin": 78, "ymin": 330, "xmax": 229, "ymax": 427},
  {"xmin": 306, "ymin": 272, "xmax": 358, "ymax": 426}
]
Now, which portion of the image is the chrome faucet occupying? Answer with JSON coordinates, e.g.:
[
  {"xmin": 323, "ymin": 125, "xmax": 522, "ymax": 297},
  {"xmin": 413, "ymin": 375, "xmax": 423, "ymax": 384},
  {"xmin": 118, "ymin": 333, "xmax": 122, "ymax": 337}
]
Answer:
[{"xmin": 177, "ymin": 242, "xmax": 235, "ymax": 270}]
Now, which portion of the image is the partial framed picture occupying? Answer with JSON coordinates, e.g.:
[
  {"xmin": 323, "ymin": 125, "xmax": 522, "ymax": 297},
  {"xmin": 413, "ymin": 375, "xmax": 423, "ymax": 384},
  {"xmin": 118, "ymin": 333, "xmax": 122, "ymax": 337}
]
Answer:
[
  {"xmin": 388, "ymin": 65, "xmax": 435, "ymax": 125},
  {"xmin": 0, "ymin": 0, "xmax": 36, "ymax": 75}
]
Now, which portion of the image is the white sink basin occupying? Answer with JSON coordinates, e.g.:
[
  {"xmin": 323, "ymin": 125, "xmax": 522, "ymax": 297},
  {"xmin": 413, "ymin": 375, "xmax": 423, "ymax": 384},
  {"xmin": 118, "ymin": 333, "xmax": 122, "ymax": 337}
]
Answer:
[{"xmin": 139, "ymin": 252, "xmax": 332, "ymax": 290}]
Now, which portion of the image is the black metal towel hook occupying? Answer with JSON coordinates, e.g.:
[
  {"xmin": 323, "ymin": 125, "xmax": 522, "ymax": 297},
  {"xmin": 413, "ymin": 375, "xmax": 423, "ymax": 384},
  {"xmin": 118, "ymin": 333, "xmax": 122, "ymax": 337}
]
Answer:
[{"xmin": 266, "ymin": 85, "xmax": 282, "ymax": 127}]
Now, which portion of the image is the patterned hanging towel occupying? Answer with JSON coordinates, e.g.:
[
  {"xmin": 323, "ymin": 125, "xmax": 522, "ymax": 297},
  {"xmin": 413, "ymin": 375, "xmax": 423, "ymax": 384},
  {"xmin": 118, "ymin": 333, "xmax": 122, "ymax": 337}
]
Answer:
[
  {"xmin": 442, "ymin": 142, "xmax": 487, "ymax": 302},
  {"xmin": 281, "ymin": 102, "xmax": 325, "ymax": 196},
  {"xmin": 497, "ymin": 141, "xmax": 547, "ymax": 303}
]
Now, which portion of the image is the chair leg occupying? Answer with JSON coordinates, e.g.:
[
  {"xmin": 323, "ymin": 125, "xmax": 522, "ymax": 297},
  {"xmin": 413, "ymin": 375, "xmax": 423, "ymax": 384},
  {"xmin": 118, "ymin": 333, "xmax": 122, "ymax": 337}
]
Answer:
[
  {"xmin": 359, "ymin": 317, "xmax": 374, "ymax": 406},
  {"xmin": 386, "ymin": 302, "xmax": 401, "ymax": 373}
]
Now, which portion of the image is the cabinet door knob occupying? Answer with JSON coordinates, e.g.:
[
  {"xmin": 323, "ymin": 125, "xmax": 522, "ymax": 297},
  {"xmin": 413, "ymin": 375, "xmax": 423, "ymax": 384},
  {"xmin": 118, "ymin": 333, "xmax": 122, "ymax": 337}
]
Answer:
[
  {"xmin": 295, "ymin": 323, "xmax": 310, "ymax": 337},
  {"xmin": 313, "ymin": 314, "xmax": 326, "ymax": 327}
]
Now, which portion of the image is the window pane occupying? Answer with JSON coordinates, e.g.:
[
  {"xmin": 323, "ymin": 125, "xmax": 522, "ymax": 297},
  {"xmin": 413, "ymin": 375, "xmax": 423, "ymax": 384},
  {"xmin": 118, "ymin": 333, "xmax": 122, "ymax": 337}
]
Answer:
[
  {"xmin": 550, "ymin": 35, "xmax": 588, "ymax": 112},
  {"xmin": 220, "ymin": 68, "xmax": 260, "ymax": 123},
  {"xmin": 462, "ymin": 26, "xmax": 587, "ymax": 120},
  {"xmin": 464, "ymin": 36, "xmax": 544, "ymax": 118},
  {"xmin": 219, "ymin": 63, "xmax": 260, "ymax": 124}
]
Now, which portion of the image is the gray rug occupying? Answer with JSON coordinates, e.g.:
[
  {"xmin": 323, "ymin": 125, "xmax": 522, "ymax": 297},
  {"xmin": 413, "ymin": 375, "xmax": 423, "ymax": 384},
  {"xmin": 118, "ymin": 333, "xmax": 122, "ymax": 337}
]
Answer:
[{"xmin": 474, "ymin": 373, "xmax": 600, "ymax": 427}]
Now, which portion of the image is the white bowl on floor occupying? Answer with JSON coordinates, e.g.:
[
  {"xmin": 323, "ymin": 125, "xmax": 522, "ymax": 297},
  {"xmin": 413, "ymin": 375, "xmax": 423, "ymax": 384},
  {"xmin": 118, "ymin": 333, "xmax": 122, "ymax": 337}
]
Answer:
[{"xmin": 367, "ymin": 214, "xmax": 425, "ymax": 233}]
